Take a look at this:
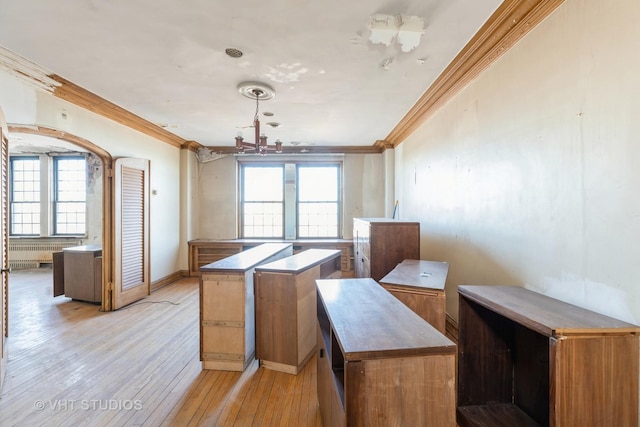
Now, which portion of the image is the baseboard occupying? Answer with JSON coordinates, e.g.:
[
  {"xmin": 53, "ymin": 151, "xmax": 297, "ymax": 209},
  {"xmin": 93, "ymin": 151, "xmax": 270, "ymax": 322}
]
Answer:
[{"xmin": 151, "ymin": 270, "xmax": 190, "ymax": 292}]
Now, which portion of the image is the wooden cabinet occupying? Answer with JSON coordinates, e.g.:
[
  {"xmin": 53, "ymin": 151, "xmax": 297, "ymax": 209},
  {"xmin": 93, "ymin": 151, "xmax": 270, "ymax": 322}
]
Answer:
[
  {"xmin": 199, "ymin": 243, "xmax": 293, "ymax": 371},
  {"xmin": 457, "ymin": 285, "xmax": 640, "ymax": 427},
  {"xmin": 188, "ymin": 238, "xmax": 354, "ymax": 277},
  {"xmin": 353, "ymin": 218, "xmax": 419, "ymax": 281},
  {"xmin": 254, "ymin": 249, "xmax": 341, "ymax": 374},
  {"xmin": 53, "ymin": 245, "xmax": 102, "ymax": 303},
  {"xmin": 379, "ymin": 259, "xmax": 448, "ymax": 334},
  {"xmin": 189, "ymin": 240, "xmax": 243, "ymax": 276},
  {"xmin": 316, "ymin": 278, "xmax": 457, "ymax": 426}
]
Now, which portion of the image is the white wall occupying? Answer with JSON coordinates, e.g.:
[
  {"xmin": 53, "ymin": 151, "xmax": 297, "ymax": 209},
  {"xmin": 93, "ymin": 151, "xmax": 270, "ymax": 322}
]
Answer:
[
  {"xmin": 398, "ymin": 0, "xmax": 640, "ymax": 324},
  {"xmin": 0, "ymin": 71, "xmax": 183, "ymax": 281},
  {"xmin": 343, "ymin": 153, "xmax": 386, "ymax": 237},
  {"xmin": 197, "ymin": 154, "xmax": 237, "ymax": 239}
]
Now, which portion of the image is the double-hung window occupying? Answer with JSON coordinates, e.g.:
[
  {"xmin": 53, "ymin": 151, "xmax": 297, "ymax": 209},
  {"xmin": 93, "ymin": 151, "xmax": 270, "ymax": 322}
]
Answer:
[
  {"xmin": 9, "ymin": 155, "xmax": 87, "ymax": 237},
  {"xmin": 10, "ymin": 157, "xmax": 41, "ymax": 236},
  {"xmin": 54, "ymin": 156, "xmax": 87, "ymax": 235},
  {"xmin": 241, "ymin": 164, "xmax": 285, "ymax": 238},
  {"xmin": 240, "ymin": 162, "xmax": 341, "ymax": 239},
  {"xmin": 297, "ymin": 165, "xmax": 340, "ymax": 238}
]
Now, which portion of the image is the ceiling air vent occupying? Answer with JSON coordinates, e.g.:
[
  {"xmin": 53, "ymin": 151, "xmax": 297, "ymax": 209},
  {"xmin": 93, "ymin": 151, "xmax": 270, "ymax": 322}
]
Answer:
[{"xmin": 225, "ymin": 48, "xmax": 243, "ymax": 58}]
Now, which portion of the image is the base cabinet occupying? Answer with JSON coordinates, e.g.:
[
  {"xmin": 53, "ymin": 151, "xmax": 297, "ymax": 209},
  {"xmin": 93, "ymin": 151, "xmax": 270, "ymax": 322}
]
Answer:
[
  {"xmin": 379, "ymin": 259, "xmax": 448, "ymax": 334},
  {"xmin": 53, "ymin": 245, "xmax": 102, "ymax": 303},
  {"xmin": 457, "ymin": 285, "xmax": 640, "ymax": 427},
  {"xmin": 317, "ymin": 278, "xmax": 456, "ymax": 426},
  {"xmin": 254, "ymin": 249, "xmax": 342, "ymax": 374},
  {"xmin": 199, "ymin": 243, "xmax": 293, "ymax": 371}
]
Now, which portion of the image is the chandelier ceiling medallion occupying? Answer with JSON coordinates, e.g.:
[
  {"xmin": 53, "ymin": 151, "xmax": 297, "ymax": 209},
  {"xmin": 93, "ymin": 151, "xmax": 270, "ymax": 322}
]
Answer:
[{"xmin": 235, "ymin": 81, "xmax": 282, "ymax": 155}]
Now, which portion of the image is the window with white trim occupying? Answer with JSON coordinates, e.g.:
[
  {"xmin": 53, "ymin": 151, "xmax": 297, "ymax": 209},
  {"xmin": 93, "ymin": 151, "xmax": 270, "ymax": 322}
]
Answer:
[
  {"xmin": 240, "ymin": 162, "xmax": 341, "ymax": 239},
  {"xmin": 10, "ymin": 157, "xmax": 40, "ymax": 236},
  {"xmin": 9, "ymin": 155, "xmax": 87, "ymax": 237},
  {"xmin": 54, "ymin": 157, "xmax": 87, "ymax": 235}
]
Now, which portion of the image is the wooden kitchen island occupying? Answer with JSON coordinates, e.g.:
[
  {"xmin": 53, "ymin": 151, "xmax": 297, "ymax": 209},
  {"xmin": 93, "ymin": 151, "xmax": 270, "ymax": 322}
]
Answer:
[
  {"xmin": 254, "ymin": 248, "xmax": 342, "ymax": 374},
  {"xmin": 199, "ymin": 243, "xmax": 292, "ymax": 371},
  {"xmin": 316, "ymin": 278, "xmax": 457, "ymax": 426}
]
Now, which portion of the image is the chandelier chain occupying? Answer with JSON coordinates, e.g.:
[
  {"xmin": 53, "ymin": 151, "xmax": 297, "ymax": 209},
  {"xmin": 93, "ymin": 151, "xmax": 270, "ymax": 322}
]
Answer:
[{"xmin": 254, "ymin": 92, "xmax": 260, "ymax": 122}]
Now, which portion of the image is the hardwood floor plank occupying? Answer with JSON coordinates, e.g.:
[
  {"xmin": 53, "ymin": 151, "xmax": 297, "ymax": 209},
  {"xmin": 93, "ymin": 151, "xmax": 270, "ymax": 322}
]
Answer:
[
  {"xmin": 193, "ymin": 359, "xmax": 258, "ymax": 426},
  {"xmin": 262, "ymin": 368, "xmax": 293, "ymax": 427},
  {"xmin": 0, "ymin": 268, "xmax": 321, "ymax": 427},
  {"xmin": 247, "ymin": 367, "xmax": 277, "ymax": 426},
  {"xmin": 275, "ymin": 366, "xmax": 299, "ymax": 427},
  {"xmin": 137, "ymin": 353, "xmax": 203, "ymax": 425},
  {"xmin": 219, "ymin": 361, "xmax": 264, "ymax": 427}
]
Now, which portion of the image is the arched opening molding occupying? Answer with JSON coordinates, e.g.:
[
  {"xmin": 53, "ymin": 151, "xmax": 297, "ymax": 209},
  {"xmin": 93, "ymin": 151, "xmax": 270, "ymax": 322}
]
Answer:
[{"xmin": 7, "ymin": 124, "xmax": 114, "ymax": 311}]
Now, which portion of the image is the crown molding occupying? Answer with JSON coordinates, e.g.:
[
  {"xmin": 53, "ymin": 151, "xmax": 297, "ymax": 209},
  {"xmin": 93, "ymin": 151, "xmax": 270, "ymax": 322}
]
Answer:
[
  {"xmin": 203, "ymin": 145, "xmax": 383, "ymax": 155},
  {"xmin": 50, "ymin": 74, "xmax": 188, "ymax": 149},
  {"xmin": 385, "ymin": 0, "xmax": 565, "ymax": 147},
  {"xmin": 182, "ymin": 140, "xmax": 203, "ymax": 153},
  {"xmin": 374, "ymin": 140, "xmax": 394, "ymax": 151}
]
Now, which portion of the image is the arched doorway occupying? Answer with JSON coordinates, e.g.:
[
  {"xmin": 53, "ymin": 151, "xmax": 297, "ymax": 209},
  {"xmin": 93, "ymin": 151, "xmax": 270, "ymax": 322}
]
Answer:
[{"xmin": 7, "ymin": 125, "xmax": 115, "ymax": 311}]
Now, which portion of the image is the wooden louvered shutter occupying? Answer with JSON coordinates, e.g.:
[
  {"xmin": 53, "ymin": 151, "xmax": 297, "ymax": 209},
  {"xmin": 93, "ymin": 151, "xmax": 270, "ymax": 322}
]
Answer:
[{"xmin": 112, "ymin": 158, "xmax": 149, "ymax": 310}]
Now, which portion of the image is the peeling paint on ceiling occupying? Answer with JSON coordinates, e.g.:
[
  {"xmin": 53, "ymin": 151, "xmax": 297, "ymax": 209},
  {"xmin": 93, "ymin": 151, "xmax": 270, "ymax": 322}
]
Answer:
[
  {"xmin": 368, "ymin": 14, "xmax": 425, "ymax": 53},
  {"xmin": 0, "ymin": 0, "xmax": 503, "ymax": 147}
]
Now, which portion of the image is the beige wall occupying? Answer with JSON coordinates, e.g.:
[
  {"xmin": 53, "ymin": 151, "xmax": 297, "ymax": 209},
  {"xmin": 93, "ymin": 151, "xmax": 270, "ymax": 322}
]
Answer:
[
  {"xmin": 195, "ymin": 153, "xmax": 386, "ymax": 240},
  {"xmin": 397, "ymin": 0, "xmax": 640, "ymax": 324}
]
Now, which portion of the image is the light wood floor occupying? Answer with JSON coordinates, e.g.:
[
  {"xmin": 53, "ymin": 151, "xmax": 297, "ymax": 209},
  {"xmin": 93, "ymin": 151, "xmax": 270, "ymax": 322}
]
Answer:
[{"xmin": 0, "ymin": 268, "xmax": 322, "ymax": 426}]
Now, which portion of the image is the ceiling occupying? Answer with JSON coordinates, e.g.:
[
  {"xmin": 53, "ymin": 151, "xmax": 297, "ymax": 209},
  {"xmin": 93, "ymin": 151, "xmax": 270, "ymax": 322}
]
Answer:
[{"xmin": 0, "ymin": 0, "xmax": 502, "ymax": 151}]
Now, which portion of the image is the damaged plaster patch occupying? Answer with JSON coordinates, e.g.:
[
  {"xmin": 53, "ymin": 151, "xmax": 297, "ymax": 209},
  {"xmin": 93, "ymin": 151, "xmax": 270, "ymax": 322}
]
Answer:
[
  {"xmin": 368, "ymin": 14, "xmax": 425, "ymax": 53},
  {"xmin": 369, "ymin": 14, "xmax": 399, "ymax": 46},
  {"xmin": 397, "ymin": 15, "xmax": 425, "ymax": 52}
]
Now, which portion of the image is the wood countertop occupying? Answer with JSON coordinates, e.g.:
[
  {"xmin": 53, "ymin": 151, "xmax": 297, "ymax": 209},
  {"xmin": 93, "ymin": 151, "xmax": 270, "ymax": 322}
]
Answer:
[
  {"xmin": 459, "ymin": 285, "xmax": 640, "ymax": 336},
  {"xmin": 317, "ymin": 278, "xmax": 455, "ymax": 361},
  {"xmin": 199, "ymin": 243, "xmax": 292, "ymax": 273}
]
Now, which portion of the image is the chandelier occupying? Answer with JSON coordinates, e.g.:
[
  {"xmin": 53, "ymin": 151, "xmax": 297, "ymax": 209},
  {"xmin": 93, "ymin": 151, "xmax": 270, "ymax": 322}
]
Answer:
[{"xmin": 235, "ymin": 82, "xmax": 282, "ymax": 155}]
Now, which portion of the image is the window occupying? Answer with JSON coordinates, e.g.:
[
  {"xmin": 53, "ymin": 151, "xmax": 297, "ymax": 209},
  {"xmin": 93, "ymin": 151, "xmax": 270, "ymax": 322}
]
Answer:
[
  {"xmin": 241, "ymin": 165, "xmax": 284, "ymax": 238},
  {"xmin": 54, "ymin": 157, "xmax": 87, "ymax": 235},
  {"xmin": 240, "ymin": 162, "xmax": 341, "ymax": 239},
  {"xmin": 10, "ymin": 157, "xmax": 40, "ymax": 235},
  {"xmin": 9, "ymin": 155, "xmax": 87, "ymax": 237},
  {"xmin": 297, "ymin": 165, "xmax": 340, "ymax": 238}
]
